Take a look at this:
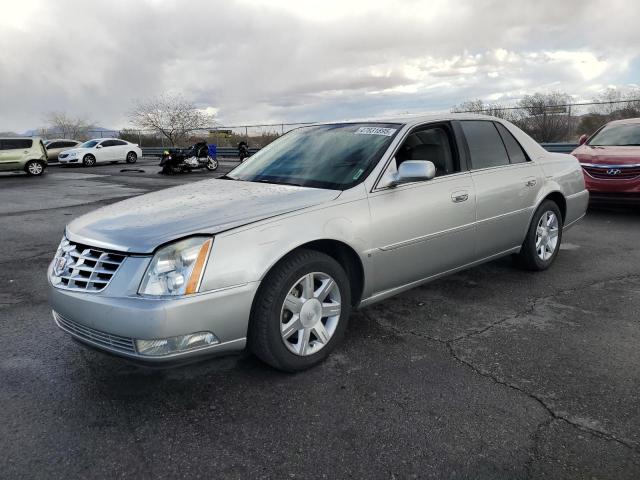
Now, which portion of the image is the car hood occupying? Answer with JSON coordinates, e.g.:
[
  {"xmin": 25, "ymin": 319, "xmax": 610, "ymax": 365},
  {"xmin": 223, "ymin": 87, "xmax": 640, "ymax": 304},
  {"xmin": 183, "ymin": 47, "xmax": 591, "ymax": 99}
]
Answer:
[
  {"xmin": 66, "ymin": 179, "xmax": 341, "ymax": 253},
  {"xmin": 572, "ymin": 145, "xmax": 640, "ymax": 165},
  {"xmin": 60, "ymin": 147, "xmax": 89, "ymax": 155}
]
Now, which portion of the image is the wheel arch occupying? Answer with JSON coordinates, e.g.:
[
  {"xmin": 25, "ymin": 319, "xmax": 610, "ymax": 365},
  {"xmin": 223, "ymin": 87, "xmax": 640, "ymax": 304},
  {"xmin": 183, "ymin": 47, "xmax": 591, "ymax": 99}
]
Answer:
[
  {"xmin": 259, "ymin": 239, "xmax": 365, "ymax": 308},
  {"xmin": 538, "ymin": 191, "xmax": 567, "ymax": 222}
]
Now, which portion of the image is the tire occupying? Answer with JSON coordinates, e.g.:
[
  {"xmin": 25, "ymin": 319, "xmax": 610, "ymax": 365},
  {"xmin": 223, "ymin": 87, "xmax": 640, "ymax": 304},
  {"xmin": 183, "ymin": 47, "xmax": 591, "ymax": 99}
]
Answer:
[
  {"xmin": 83, "ymin": 154, "xmax": 96, "ymax": 167},
  {"xmin": 24, "ymin": 160, "xmax": 45, "ymax": 176},
  {"xmin": 249, "ymin": 249, "xmax": 351, "ymax": 372},
  {"xmin": 126, "ymin": 151, "xmax": 137, "ymax": 164},
  {"xmin": 206, "ymin": 156, "xmax": 218, "ymax": 171},
  {"xmin": 516, "ymin": 200, "xmax": 563, "ymax": 271}
]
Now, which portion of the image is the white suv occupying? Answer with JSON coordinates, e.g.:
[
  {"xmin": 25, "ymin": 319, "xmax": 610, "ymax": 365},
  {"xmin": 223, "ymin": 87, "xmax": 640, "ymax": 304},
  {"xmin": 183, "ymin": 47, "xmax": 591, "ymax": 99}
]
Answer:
[
  {"xmin": 58, "ymin": 138, "xmax": 142, "ymax": 166},
  {"xmin": 0, "ymin": 137, "xmax": 48, "ymax": 176}
]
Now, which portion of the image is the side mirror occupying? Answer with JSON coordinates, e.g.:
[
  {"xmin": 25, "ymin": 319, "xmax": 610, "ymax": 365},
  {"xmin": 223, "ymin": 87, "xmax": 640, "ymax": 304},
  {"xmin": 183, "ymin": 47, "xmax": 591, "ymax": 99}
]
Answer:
[
  {"xmin": 578, "ymin": 134, "xmax": 588, "ymax": 145},
  {"xmin": 389, "ymin": 160, "xmax": 436, "ymax": 187},
  {"xmin": 96, "ymin": 144, "xmax": 103, "ymax": 149}
]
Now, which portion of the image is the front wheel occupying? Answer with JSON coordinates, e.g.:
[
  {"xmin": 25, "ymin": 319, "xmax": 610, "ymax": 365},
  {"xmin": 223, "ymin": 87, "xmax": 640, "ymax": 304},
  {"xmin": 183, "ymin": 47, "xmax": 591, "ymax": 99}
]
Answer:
[
  {"xmin": 83, "ymin": 154, "xmax": 96, "ymax": 167},
  {"xmin": 206, "ymin": 156, "xmax": 218, "ymax": 171},
  {"xmin": 126, "ymin": 152, "xmax": 137, "ymax": 164},
  {"xmin": 516, "ymin": 200, "xmax": 563, "ymax": 271},
  {"xmin": 249, "ymin": 249, "xmax": 351, "ymax": 372},
  {"xmin": 25, "ymin": 160, "xmax": 45, "ymax": 176}
]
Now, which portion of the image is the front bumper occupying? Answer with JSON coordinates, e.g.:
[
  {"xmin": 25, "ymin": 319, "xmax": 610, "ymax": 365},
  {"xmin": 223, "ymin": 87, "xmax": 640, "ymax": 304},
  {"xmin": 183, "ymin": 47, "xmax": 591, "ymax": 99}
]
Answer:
[{"xmin": 48, "ymin": 279, "xmax": 260, "ymax": 363}]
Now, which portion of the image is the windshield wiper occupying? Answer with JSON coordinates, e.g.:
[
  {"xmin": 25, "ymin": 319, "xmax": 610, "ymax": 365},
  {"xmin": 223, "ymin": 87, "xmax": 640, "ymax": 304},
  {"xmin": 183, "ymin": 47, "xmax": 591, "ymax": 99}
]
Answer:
[{"xmin": 252, "ymin": 178, "xmax": 303, "ymax": 187}]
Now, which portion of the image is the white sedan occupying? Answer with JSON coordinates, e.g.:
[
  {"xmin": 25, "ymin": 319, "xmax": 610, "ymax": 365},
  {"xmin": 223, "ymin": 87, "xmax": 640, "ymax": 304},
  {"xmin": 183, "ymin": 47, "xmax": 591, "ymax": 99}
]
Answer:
[{"xmin": 58, "ymin": 138, "xmax": 142, "ymax": 167}]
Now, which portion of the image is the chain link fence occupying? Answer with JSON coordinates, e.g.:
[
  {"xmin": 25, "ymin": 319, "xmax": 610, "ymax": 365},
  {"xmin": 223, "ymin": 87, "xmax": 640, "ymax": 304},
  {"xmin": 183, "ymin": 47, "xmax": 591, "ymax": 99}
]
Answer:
[
  {"xmin": 36, "ymin": 98, "xmax": 640, "ymax": 148},
  {"xmin": 452, "ymin": 99, "xmax": 640, "ymax": 143}
]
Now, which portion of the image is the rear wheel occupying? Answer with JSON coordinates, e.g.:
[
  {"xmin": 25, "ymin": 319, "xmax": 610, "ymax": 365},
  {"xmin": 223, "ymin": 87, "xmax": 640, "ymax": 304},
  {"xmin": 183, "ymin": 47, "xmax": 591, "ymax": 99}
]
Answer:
[
  {"xmin": 83, "ymin": 154, "xmax": 96, "ymax": 167},
  {"xmin": 516, "ymin": 200, "xmax": 563, "ymax": 271},
  {"xmin": 249, "ymin": 249, "xmax": 351, "ymax": 372},
  {"xmin": 126, "ymin": 151, "xmax": 137, "ymax": 164},
  {"xmin": 25, "ymin": 160, "xmax": 45, "ymax": 176}
]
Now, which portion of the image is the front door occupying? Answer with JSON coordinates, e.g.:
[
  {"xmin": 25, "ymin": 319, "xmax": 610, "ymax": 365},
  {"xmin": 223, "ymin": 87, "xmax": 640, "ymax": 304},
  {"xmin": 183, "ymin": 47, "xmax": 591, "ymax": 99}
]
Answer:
[{"xmin": 367, "ymin": 123, "xmax": 476, "ymax": 295}]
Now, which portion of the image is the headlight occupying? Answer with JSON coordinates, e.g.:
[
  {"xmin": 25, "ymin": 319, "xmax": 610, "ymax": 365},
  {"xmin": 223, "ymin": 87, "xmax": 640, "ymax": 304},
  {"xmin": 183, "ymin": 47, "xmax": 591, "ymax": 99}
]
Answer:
[{"xmin": 139, "ymin": 236, "xmax": 213, "ymax": 296}]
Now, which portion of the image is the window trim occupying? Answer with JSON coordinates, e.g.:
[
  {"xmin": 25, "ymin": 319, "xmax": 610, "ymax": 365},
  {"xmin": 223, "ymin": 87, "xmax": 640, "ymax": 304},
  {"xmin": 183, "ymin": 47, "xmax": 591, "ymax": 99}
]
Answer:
[
  {"xmin": 372, "ymin": 121, "xmax": 465, "ymax": 192},
  {"xmin": 494, "ymin": 121, "xmax": 531, "ymax": 164}
]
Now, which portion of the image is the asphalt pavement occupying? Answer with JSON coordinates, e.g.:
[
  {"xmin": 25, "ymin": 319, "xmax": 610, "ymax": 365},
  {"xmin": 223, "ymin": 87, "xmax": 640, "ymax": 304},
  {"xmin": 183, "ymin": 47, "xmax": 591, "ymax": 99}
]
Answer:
[{"xmin": 1, "ymin": 158, "xmax": 639, "ymax": 479}]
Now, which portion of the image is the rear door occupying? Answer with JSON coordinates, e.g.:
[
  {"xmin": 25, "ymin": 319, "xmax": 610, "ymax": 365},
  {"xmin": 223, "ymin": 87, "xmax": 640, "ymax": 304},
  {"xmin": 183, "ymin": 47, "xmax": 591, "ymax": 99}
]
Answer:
[
  {"xmin": 458, "ymin": 120, "xmax": 543, "ymax": 259},
  {"xmin": 0, "ymin": 139, "xmax": 32, "ymax": 170}
]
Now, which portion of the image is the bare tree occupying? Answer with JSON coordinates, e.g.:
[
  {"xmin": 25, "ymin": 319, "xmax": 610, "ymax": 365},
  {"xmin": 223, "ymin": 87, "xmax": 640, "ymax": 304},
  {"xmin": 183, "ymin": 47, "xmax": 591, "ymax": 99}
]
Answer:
[
  {"xmin": 44, "ymin": 112, "xmax": 92, "ymax": 140},
  {"xmin": 512, "ymin": 92, "xmax": 573, "ymax": 142},
  {"xmin": 129, "ymin": 94, "xmax": 213, "ymax": 146},
  {"xmin": 451, "ymin": 98, "xmax": 518, "ymax": 122},
  {"xmin": 589, "ymin": 87, "xmax": 640, "ymax": 120}
]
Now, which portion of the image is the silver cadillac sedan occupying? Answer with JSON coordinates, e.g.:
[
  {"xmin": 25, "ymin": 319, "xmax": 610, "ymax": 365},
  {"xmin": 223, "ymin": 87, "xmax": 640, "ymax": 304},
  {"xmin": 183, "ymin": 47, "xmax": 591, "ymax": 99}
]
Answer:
[{"xmin": 48, "ymin": 114, "xmax": 589, "ymax": 371}]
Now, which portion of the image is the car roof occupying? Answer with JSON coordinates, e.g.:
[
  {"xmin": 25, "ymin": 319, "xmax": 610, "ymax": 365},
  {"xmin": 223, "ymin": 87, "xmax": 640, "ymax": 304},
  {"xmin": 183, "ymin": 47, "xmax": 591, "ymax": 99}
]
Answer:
[
  {"xmin": 0, "ymin": 136, "xmax": 42, "ymax": 141},
  {"xmin": 86, "ymin": 137, "xmax": 127, "ymax": 142},
  {"xmin": 309, "ymin": 112, "xmax": 500, "ymax": 128}
]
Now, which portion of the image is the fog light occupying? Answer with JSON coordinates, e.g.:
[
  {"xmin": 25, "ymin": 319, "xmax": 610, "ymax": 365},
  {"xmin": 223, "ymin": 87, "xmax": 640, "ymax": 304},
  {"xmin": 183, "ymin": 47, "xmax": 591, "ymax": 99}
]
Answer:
[{"xmin": 136, "ymin": 332, "xmax": 219, "ymax": 356}]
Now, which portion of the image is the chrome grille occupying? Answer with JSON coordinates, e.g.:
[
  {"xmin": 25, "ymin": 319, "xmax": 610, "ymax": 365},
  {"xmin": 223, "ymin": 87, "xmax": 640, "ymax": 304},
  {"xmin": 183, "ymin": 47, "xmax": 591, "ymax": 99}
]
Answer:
[
  {"xmin": 51, "ymin": 238, "xmax": 126, "ymax": 292},
  {"xmin": 54, "ymin": 311, "xmax": 137, "ymax": 354},
  {"xmin": 582, "ymin": 163, "xmax": 640, "ymax": 180}
]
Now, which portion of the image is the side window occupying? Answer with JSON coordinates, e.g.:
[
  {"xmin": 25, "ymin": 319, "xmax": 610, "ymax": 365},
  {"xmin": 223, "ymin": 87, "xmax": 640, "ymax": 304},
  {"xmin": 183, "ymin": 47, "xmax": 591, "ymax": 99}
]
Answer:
[
  {"xmin": 47, "ymin": 142, "xmax": 62, "ymax": 149},
  {"xmin": 0, "ymin": 141, "xmax": 5, "ymax": 151},
  {"xmin": 113, "ymin": 140, "xmax": 127, "ymax": 146},
  {"xmin": 3, "ymin": 139, "xmax": 33, "ymax": 149},
  {"xmin": 101, "ymin": 140, "xmax": 115, "ymax": 147},
  {"xmin": 495, "ymin": 123, "xmax": 528, "ymax": 164},
  {"xmin": 460, "ymin": 121, "xmax": 510, "ymax": 169},
  {"xmin": 62, "ymin": 141, "xmax": 77, "ymax": 148},
  {"xmin": 394, "ymin": 125, "xmax": 459, "ymax": 177}
]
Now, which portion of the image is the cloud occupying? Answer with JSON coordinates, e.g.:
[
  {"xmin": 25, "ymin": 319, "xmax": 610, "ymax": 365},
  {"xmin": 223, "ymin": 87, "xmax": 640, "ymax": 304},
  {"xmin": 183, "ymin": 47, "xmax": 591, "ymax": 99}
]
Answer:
[{"xmin": 0, "ymin": 0, "xmax": 638, "ymax": 131}]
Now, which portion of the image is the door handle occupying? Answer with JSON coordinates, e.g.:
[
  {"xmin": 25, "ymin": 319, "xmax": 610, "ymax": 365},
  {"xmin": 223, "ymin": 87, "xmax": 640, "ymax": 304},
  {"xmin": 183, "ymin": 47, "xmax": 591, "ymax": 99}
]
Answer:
[
  {"xmin": 451, "ymin": 192, "xmax": 469, "ymax": 203},
  {"xmin": 525, "ymin": 179, "xmax": 537, "ymax": 187}
]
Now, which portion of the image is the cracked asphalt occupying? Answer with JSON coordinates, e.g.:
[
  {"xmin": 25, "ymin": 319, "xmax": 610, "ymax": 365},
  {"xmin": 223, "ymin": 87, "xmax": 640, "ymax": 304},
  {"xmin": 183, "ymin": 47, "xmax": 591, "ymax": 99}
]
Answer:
[{"xmin": 1, "ymin": 159, "xmax": 639, "ymax": 479}]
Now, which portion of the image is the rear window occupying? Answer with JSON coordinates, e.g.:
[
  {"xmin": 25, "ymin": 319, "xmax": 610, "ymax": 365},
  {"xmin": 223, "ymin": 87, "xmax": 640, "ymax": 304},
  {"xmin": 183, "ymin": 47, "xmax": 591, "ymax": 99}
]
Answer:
[{"xmin": 1, "ymin": 139, "xmax": 33, "ymax": 150}]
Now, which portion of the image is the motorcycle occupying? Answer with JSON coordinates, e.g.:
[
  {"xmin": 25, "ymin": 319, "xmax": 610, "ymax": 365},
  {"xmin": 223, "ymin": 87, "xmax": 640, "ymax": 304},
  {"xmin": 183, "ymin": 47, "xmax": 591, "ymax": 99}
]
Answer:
[{"xmin": 159, "ymin": 141, "xmax": 219, "ymax": 175}]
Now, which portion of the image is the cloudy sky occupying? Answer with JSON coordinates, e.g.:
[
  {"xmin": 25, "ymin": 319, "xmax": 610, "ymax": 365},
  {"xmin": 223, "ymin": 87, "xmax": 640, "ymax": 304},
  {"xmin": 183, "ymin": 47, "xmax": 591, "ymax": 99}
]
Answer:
[{"xmin": 1, "ymin": 0, "xmax": 639, "ymax": 132}]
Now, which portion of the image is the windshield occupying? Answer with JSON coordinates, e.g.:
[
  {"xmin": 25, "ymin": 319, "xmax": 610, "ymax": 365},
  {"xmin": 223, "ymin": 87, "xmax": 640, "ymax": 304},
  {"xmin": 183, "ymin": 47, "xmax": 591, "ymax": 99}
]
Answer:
[
  {"xmin": 80, "ymin": 140, "xmax": 100, "ymax": 148},
  {"xmin": 588, "ymin": 123, "xmax": 640, "ymax": 146},
  {"xmin": 227, "ymin": 123, "xmax": 401, "ymax": 190}
]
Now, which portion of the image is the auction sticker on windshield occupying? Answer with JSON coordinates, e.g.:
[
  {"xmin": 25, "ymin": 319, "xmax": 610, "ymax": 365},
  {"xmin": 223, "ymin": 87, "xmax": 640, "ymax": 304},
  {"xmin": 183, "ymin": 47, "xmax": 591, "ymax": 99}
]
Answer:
[{"xmin": 355, "ymin": 127, "xmax": 397, "ymax": 136}]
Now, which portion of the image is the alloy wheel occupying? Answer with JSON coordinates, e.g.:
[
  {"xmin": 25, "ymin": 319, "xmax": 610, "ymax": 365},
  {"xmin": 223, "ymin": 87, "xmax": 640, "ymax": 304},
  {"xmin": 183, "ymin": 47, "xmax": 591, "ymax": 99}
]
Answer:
[
  {"xmin": 280, "ymin": 272, "xmax": 341, "ymax": 356},
  {"xmin": 535, "ymin": 211, "xmax": 559, "ymax": 261},
  {"xmin": 28, "ymin": 162, "xmax": 43, "ymax": 175}
]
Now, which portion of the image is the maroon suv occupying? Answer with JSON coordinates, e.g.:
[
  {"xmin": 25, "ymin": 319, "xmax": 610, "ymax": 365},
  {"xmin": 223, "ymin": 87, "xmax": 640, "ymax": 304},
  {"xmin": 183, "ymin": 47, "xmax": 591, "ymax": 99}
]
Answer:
[{"xmin": 571, "ymin": 118, "xmax": 640, "ymax": 202}]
